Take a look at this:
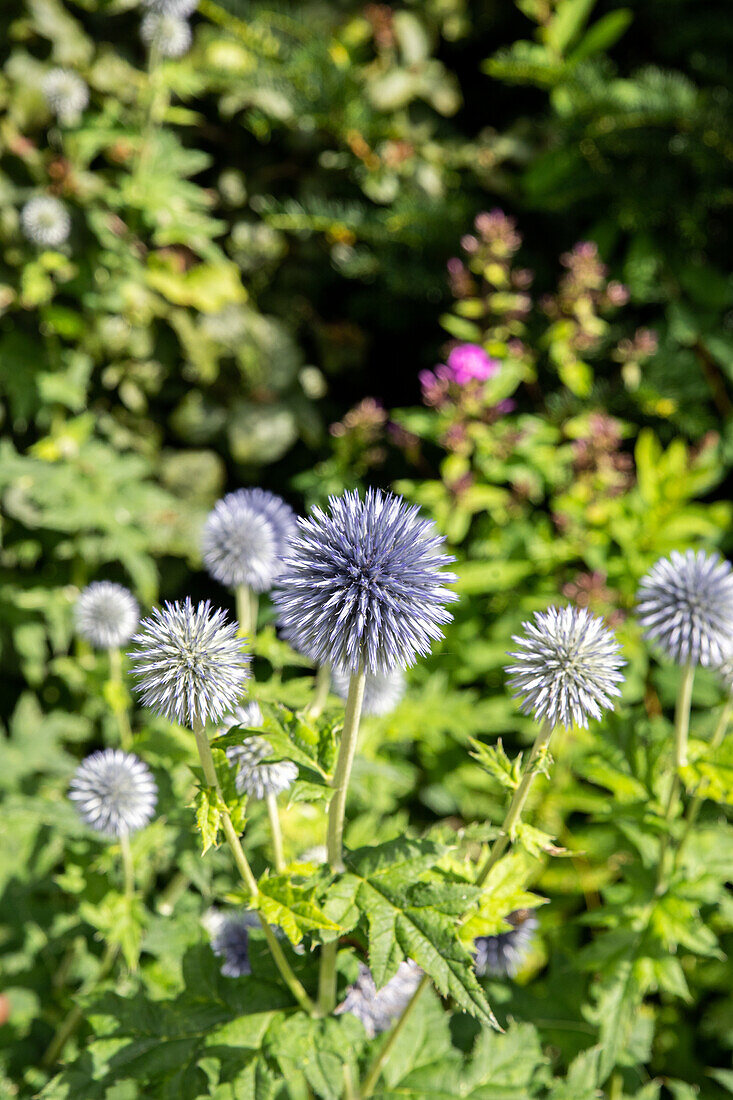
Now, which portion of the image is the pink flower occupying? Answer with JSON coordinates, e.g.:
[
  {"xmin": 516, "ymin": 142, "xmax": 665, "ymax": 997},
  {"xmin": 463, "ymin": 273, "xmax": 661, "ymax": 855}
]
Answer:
[{"xmin": 446, "ymin": 344, "xmax": 499, "ymax": 385}]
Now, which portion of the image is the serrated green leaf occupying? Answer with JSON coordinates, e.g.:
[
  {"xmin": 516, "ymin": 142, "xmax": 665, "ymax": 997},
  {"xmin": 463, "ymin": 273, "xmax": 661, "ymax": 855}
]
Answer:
[
  {"xmin": 469, "ymin": 738, "xmax": 522, "ymax": 791},
  {"xmin": 194, "ymin": 786, "xmax": 224, "ymax": 854},
  {"xmin": 255, "ymin": 873, "xmax": 342, "ymax": 945},
  {"xmin": 340, "ymin": 839, "xmax": 499, "ymax": 1028}
]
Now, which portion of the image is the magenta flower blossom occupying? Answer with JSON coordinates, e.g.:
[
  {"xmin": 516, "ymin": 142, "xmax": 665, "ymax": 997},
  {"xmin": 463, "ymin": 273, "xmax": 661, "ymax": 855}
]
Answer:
[{"xmin": 446, "ymin": 344, "xmax": 499, "ymax": 385}]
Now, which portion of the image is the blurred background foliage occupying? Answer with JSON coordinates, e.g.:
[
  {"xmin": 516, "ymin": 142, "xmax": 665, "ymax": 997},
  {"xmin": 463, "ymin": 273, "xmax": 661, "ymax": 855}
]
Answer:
[{"xmin": 2, "ymin": 0, "xmax": 733, "ymax": 1094}]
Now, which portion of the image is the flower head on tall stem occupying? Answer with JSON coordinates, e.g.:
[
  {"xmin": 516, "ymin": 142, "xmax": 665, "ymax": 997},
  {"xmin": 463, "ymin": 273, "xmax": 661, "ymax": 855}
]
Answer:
[
  {"xmin": 140, "ymin": 12, "xmax": 192, "ymax": 57},
  {"xmin": 331, "ymin": 665, "xmax": 405, "ymax": 716},
  {"xmin": 636, "ymin": 550, "xmax": 733, "ymax": 667},
  {"xmin": 202, "ymin": 489, "xmax": 297, "ymax": 593},
  {"xmin": 273, "ymin": 489, "xmax": 457, "ymax": 674},
  {"xmin": 219, "ymin": 700, "xmax": 298, "ymax": 798},
  {"xmin": 507, "ymin": 606, "xmax": 624, "ymax": 730},
  {"xmin": 75, "ymin": 582, "xmax": 139, "ymax": 650},
  {"xmin": 69, "ymin": 749, "xmax": 157, "ymax": 837},
  {"xmin": 204, "ymin": 909, "xmax": 258, "ymax": 978},
  {"xmin": 21, "ymin": 196, "xmax": 71, "ymax": 248},
  {"xmin": 41, "ymin": 68, "xmax": 89, "ymax": 124},
  {"xmin": 128, "ymin": 599, "xmax": 249, "ymax": 727},
  {"xmin": 336, "ymin": 961, "xmax": 423, "ymax": 1038},
  {"xmin": 474, "ymin": 910, "xmax": 538, "ymax": 978},
  {"xmin": 142, "ymin": 0, "xmax": 198, "ymax": 14}
]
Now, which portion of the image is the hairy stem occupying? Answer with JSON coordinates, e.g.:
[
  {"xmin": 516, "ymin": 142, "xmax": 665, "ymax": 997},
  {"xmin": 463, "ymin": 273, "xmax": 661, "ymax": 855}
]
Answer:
[
  {"xmin": 307, "ymin": 663, "xmax": 331, "ymax": 719},
  {"xmin": 235, "ymin": 584, "xmax": 254, "ymax": 640},
  {"xmin": 191, "ymin": 716, "xmax": 315, "ymax": 1014},
  {"xmin": 120, "ymin": 833, "xmax": 135, "ymax": 899},
  {"xmin": 677, "ymin": 693, "xmax": 732, "ymax": 857},
  {"xmin": 108, "ymin": 647, "xmax": 132, "ymax": 751},
  {"xmin": 318, "ymin": 669, "xmax": 366, "ymax": 1016},
  {"xmin": 476, "ymin": 719, "xmax": 554, "ymax": 886},
  {"xmin": 359, "ymin": 973, "xmax": 430, "ymax": 1098},
  {"xmin": 42, "ymin": 940, "xmax": 118, "ymax": 1067},
  {"xmin": 266, "ymin": 792, "xmax": 285, "ymax": 872},
  {"xmin": 656, "ymin": 663, "xmax": 696, "ymax": 893}
]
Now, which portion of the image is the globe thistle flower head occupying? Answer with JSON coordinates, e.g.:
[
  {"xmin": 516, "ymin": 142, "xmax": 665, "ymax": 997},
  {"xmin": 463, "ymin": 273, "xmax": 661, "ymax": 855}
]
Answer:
[
  {"xmin": 75, "ymin": 581, "xmax": 139, "ymax": 650},
  {"xmin": 507, "ymin": 606, "xmax": 624, "ymax": 730},
  {"xmin": 474, "ymin": 910, "xmax": 538, "ymax": 979},
  {"xmin": 128, "ymin": 599, "xmax": 249, "ymax": 727},
  {"xmin": 227, "ymin": 737, "xmax": 298, "ymax": 800},
  {"xmin": 202, "ymin": 489, "xmax": 297, "ymax": 592},
  {"xmin": 69, "ymin": 749, "xmax": 157, "ymax": 837},
  {"xmin": 204, "ymin": 909, "xmax": 258, "ymax": 978},
  {"xmin": 41, "ymin": 68, "xmax": 89, "ymax": 124},
  {"xmin": 141, "ymin": 0, "xmax": 198, "ymax": 15},
  {"xmin": 336, "ymin": 961, "xmax": 423, "ymax": 1038},
  {"xmin": 140, "ymin": 12, "xmax": 192, "ymax": 58},
  {"xmin": 21, "ymin": 196, "xmax": 71, "ymax": 248},
  {"xmin": 636, "ymin": 550, "xmax": 733, "ymax": 667},
  {"xmin": 218, "ymin": 700, "xmax": 264, "ymax": 735},
  {"xmin": 331, "ymin": 666, "xmax": 406, "ymax": 716},
  {"xmin": 273, "ymin": 489, "xmax": 457, "ymax": 675}
]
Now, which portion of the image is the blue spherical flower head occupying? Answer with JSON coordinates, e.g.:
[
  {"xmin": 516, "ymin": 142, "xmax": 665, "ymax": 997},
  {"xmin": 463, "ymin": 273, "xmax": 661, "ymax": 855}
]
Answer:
[
  {"xmin": 69, "ymin": 749, "xmax": 157, "ymax": 837},
  {"xmin": 202, "ymin": 488, "xmax": 297, "ymax": 593},
  {"xmin": 75, "ymin": 581, "xmax": 139, "ymax": 650},
  {"xmin": 474, "ymin": 910, "xmax": 538, "ymax": 979},
  {"xmin": 273, "ymin": 489, "xmax": 457, "ymax": 674},
  {"xmin": 331, "ymin": 665, "xmax": 406, "ymax": 716},
  {"xmin": 205, "ymin": 909, "xmax": 258, "ymax": 978},
  {"xmin": 336, "ymin": 960, "xmax": 423, "ymax": 1038},
  {"xmin": 507, "ymin": 606, "xmax": 624, "ymax": 730},
  {"xmin": 636, "ymin": 550, "xmax": 733, "ymax": 668},
  {"xmin": 128, "ymin": 599, "xmax": 249, "ymax": 727}
]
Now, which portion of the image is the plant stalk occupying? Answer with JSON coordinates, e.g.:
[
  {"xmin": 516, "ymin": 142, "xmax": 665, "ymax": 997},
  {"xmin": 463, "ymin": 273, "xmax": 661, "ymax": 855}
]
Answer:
[
  {"xmin": 476, "ymin": 719, "xmax": 554, "ymax": 886},
  {"xmin": 359, "ymin": 973, "xmax": 430, "ymax": 1098},
  {"xmin": 318, "ymin": 668, "xmax": 366, "ymax": 1016},
  {"xmin": 677, "ymin": 693, "xmax": 732, "ymax": 855},
  {"xmin": 191, "ymin": 716, "xmax": 315, "ymax": 1014},
  {"xmin": 236, "ymin": 583, "xmax": 258, "ymax": 640},
  {"xmin": 656, "ymin": 662, "xmax": 696, "ymax": 892},
  {"xmin": 266, "ymin": 792, "xmax": 285, "ymax": 872},
  {"xmin": 307, "ymin": 663, "xmax": 331, "ymax": 719},
  {"xmin": 109, "ymin": 647, "xmax": 133, "ymax": 751},
  {"xmin": 42, "ymin": 940, "xmax": 118, "ymax": 1067},
  {"xmin": 120, "ymin": 833, "xmax": 135, "ymax": 898}
]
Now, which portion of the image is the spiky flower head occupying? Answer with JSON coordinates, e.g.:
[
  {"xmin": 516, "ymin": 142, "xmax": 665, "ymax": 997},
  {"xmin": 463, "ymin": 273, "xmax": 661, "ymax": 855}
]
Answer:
[
  {"xmin": 227, "ymin": 740, "xmax": 298, "ymax": 800},
  {"xmin": 75, "ymin": 581, "xmax": 139, "ymax": 650},
  {"xmin": 204, "ymin": 909, "xmax": 258, "ymax": 978},
  {"xmin": 41, "ymin": 68, "xmax": 89, "ymax": 124},
  {"xmin": 220, "ymin": 701, "xmax": 298, "ymax": 798},
  {"xmin": 636, "ymin": 550, "xmax": 733, "ymax": 667},
  {"xmin": 507, "ymin": 606, "xmax": 624, "ymax": 730},
  {"xmin": 140, "ymin": 12, "xmax": 192, "ymax": 57},
  {"xmin": 474, "ymin": 910, "xmax": 538, "ymax": 979},
  {"xmin": 202, "ymin": 489, "xmax": 297, "ymax": 593},
  {"xmin": 69, "ymin": 749, "xmax": 157, "ymax": 837},
  {"xmin": 128, "ymin": 599, "xmax": 249, "ymax": 727},
  {"xmin": 21, "ymin": 196, "xmax": 71, "ymax": 248},
  {"xmin": 273, "ymin": 489, "xmax": 457, "ymax": 675},
  {"xmin": 141, "ymin": 0, "xmax": 198, "ymax": 15},
  {"xmin": 336, "ymin": 961, "xmax": 423, "ymax": 1038},
  {"xmin": 331, "ymin": 666, "xmax": 406, "ymax": 716}
]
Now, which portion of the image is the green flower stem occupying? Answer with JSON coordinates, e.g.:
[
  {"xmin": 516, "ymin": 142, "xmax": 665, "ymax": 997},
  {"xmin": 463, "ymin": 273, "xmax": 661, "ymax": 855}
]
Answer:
[
  {"xmin": 677, "ymin": 694, "xmax": 732, "ymax": 855},
  {"xmin": 307, "ymin": 663, "xmax": 331, "ymax": 719},
  {"xmin": 120, "ymin": 833, "xmax": 135, "ymax": 898},
  {"xmin": 327, "ymin": 669, "xmax": 366, "ymax": 872},
  {"xmin": 42, "ymin": 940, "xmax": 119, "ymax": 1068},
  {"xmin": 266, "ymin": 792, "xmax": 285, "ymax": 872},
  {"xmin": 235, "ymin": 584, "xmax": 258, "ymax": 640},
  {"xmin": 191, "ymin": 717, "xmax": 315, "ymax": 1015},
  {"xmin": 156, "ymin": 871, "xmax": 189, "ymax": 916},
  {"xmin": 318, "ymin": 669, "xmax": 366, "ymax": 1016},
  {"xmin": 674, "ymin": 662, "xmax": 695, "ymax": 769},
  {"xmin": 359, "ymin": 973, "xmax": 430, "ymax": 1099},
  {"xmin": 476, "ymin": 719, "xmax": 554, "ymax": 887},
  {"xmin": 656, "ymin": 662, "xmax": 696, "ymax": 893},
  {"xmin": 109, "ymin": 647, "xmax": 132, "ymax": 751}
]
